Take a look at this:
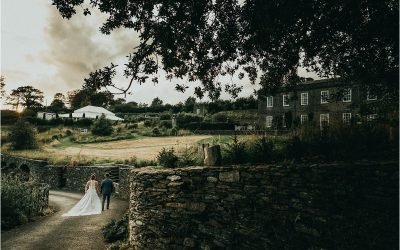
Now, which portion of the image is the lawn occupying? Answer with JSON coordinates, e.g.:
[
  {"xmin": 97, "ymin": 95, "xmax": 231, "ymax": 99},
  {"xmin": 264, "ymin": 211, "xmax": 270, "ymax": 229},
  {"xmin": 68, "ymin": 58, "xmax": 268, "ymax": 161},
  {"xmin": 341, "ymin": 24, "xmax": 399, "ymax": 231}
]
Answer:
[{"xmin": 3, "ymin": 135, "xmax": 211, "ymax": 165}]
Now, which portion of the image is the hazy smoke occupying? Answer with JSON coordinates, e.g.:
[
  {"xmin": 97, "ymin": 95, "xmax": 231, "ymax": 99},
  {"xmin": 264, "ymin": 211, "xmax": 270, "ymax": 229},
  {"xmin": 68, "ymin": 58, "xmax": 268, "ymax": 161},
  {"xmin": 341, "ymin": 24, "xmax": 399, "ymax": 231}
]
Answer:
[{"xmin": 42, "ymin": 7, "xmax": 139, "ymax": 90}]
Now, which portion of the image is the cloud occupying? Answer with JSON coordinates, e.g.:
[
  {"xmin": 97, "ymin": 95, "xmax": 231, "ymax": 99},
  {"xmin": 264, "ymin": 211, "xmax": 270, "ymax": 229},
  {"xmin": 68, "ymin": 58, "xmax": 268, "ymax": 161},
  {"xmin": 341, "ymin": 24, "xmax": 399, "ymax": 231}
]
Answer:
[{"xmin": 42, "ymin": 6, "xmax": 139, "ymax": 91}]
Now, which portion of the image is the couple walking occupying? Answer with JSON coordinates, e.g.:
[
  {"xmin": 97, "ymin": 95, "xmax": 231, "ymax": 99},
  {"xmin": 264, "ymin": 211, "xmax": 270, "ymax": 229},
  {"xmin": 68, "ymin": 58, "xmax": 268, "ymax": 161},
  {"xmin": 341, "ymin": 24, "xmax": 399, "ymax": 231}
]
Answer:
[{"xmin": 62, "ymin": 173, "xmax": 114, "ymax": 217}]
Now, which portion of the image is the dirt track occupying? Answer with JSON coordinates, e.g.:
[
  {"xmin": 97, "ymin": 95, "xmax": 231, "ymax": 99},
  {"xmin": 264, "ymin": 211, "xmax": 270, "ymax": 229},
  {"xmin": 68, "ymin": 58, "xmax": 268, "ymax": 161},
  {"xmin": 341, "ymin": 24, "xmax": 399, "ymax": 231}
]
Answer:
[
  {"xmin": 1, "ymin": 190, "xmax": 128, "ymax": 250},
  {"xmin": 46, "ymin": 135, "xmax": 210, "ymax": 160}
]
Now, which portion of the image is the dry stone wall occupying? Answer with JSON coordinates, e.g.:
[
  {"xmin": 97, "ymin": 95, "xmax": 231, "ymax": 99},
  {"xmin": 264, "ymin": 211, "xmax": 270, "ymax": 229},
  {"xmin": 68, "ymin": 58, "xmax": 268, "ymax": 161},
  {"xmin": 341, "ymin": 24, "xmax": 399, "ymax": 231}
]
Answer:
[
  {"xmin": 129, "ymin": 163, "xmax": 398, "ymax": 250},
  {"xmin": 2, "ymin": 155, "xmax": 133, "ymax": 199}
]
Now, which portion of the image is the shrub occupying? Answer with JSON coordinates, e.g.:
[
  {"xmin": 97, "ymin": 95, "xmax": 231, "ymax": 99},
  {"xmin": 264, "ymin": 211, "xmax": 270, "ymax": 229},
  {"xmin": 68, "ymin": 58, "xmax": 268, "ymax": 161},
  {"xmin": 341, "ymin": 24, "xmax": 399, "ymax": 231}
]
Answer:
[
  {"xmin": 223, "ymin": 134, "xmax": 247, "ymax": 164},
  {"xmin": 1, "ymin": 110, "xmax": 19, "ymax": 124},
  {"xmin": 152, "ymin": 127, "xmax": 160, "ymax": 136},
  {"xmin": 177, "ymin": 147, "xmax": 197, "ymax": 167},
  {"xmin": 143, "ymin": 120, "xmax": 152, "ymax": 127},
  {"xmin": 157, "ymin": 147, "xmax": 179, "ymax": 168},
  {"xmin": 103, "ymin": 214, "xmax": 129, "ymax": 243},
  {"xmin": 287, "ymin": 124, "xmax": 396, "ymax": 161},
  {"xmin": 170, "ymin": 127, "xmax": 178, "ymax": 136},
  {"xmin": 75, "ymin": 118, "xmax": 93, "ymax": 127},
  {"xmin": 91, "ymin": 114, "xmax": 113, "ymax": 136},
  {"xmin": 63, "ymin": 119, "xmax": 74, "ymax": 126},
  {"xmin": 285, "ymin": 136, "xmax": 305, "ymax": 160},
  {"xmin": 127, "ymin": 123, "xmax": 138, "ymax": 129},
  {"xmin": 20, "ymin": 109, "xmax": 36, "ymax": 118},
  {"xmin": 159, "ymin": 113, "xmax": 171, "ymax": 120},
  {"xmin": 160, "ymin": 120, "xmax": 172, "ymax": 129},
  {"xmin": 1, "ymin": 177, "xmax": 42, "ymax": 230},
  {"xmin": 248, "ymin": 136, "xmax": 274, "ymax": 163},
  {"xmin": 65, "ymin": 130, "xmax": 73, "ymax": 136},
  {"xmin": 176, "ymin": 113, "xmax": 203, "ymax": 127},
  {"xmin": 9, "ymin": 119, "xmax": 38, "ymax": 150}
]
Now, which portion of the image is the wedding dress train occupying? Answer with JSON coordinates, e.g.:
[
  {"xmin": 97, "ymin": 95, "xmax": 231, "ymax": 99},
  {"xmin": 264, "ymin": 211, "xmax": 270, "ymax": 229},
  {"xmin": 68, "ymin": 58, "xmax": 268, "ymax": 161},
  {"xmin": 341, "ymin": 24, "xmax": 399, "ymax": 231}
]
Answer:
[{"xmin": 62, "ymin": 180, "xmax": 102, "ymax": 216}]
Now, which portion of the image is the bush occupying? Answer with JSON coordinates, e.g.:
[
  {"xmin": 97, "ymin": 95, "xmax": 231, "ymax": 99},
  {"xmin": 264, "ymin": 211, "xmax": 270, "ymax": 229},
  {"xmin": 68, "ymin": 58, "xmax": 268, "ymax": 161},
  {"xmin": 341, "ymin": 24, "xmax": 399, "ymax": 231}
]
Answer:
[
  {"xmin": 176, "ymin": 113, "xmax": 203, "ymax": 127},
  {"xmin": 127, "ymin": 123, "xmax": 138, "ymax": 129},
  {"xmin": 75, "ymin": 118, "xmax": 93, "ymax": 127},
  {"xmin": 143, "ymin": 120, "xmax": 152, "ymax": 127},
  {"xmin": 223, "ymin": 134, "xmax": 247, "ymax": 164},
  {"xmin": 170, "ymin": 127, "xmax": 178, "ymax": 136},
  {"xmin": 65, "ymin": 130, "xmax": 73, "ymax": 136},
  {"xmin": 159, "ymin": 113, "xmax": 171, "ymax": 120},
  {"xmin": 1, "ymin": 177, "xmax": 43, "ymax": 230},
  {"xmin": 177, "ymin": 147, "xmax": 198, "ymax": 167},
  {"xmin": 286, "ymin": 124, "xmax": 397, "ymax": 161},
  {"xmin": 152, "ymin": 127, "xmax": 160, "ymax": 136},
  {"xmin": 91, "ymin": 114, "xmax": 113, "ymax": 136},
  {"xmin": 285, "ymin": 136, "xmax": 306, "ymax": 160},
  {"xmin": 9, "ymin": 119, "xmax": 39, "ymax": 150},
  {"xmin": 157, "ymin": 148, "xmax": 179, "ymax": 168},
  {"xmin": 160, "ymin": 120, "xmax": 172, "ymax": 129},
  {"xmin": 248, "ymin": 136, "xmax": 274, "ymax": 163},
  {"xmin": 103, "ymin": 214, "xmax": 129, "ymax": 243},
  {"xmin": 63, "ymin": 119, "xmax": 74, "ymax": 126},
  {"xmin": 1, "ymin": 110, "xmax": 19, "ymax": 125}
]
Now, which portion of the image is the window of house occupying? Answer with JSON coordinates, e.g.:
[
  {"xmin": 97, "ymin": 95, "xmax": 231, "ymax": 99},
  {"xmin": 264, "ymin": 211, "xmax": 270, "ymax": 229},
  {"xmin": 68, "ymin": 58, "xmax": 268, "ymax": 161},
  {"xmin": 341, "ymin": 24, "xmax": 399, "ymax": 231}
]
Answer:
[
  {"xmin": 267, "ymin": 96, "xmax": 273, "ymax": 108},
  {"xmin": 301, "ymin": 92, "xmax": 308, "ymax": 105},
  {"xmin": 321, "ymin": 90, "xmax": 329, "ymax": 104},
  {"xmin": 300, "ymin": 114, "xmax": 308, "ymax": 124},
  {"xmin": 342, "ymin": 113, "xmax": 351, "ymax": 124},
  {"xmin": 266, "ymin": 116, "xmax": 273, "ymax": 128},
  {"xmin": 367, "ymin": 91, "xmax": 377, "ymax": 101},
  {"xmin": 320, "ymin": 113, "xmax": 329, "ymax": 128},
  {"xmin": 342, "ymin": 88, "xmax": 352, "ymax": 102},
  {"xmin": 282, "ymin": 95, "xmax": 289, "ymax": 107},
  {"xmin": 367, "ymin": 114, "xmax": 378, "ymax": 122}
]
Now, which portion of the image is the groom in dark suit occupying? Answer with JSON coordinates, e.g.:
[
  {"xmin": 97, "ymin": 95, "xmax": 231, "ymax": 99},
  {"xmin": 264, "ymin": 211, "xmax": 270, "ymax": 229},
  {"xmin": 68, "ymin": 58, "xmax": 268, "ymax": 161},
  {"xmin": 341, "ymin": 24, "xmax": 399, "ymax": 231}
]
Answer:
[{"xmin": 100, "ymin": 173, "xmax": 114, "ymax": 211}]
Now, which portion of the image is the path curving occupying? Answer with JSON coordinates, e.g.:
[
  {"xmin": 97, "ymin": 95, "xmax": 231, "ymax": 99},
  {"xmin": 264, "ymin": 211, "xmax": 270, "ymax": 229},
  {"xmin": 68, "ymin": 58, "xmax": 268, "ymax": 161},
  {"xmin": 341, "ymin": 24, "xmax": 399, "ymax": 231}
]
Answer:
[{"xmin": 1, "ymin": 190, "xmax": 129, "ymax": 250}]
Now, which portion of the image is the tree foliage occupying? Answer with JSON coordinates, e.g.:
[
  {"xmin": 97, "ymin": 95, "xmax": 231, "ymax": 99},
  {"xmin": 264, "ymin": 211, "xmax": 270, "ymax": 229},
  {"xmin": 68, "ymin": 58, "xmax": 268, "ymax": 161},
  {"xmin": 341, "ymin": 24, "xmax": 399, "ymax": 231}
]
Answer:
[
  {"xmin": 7, "ymin": 86, "xmax": 44, "ymax": 110},
  {"xmin": 9, "ymin": 119, "xmax": 39, "ymax": 150},
  {"xmin": 91, "ymin": 114, "xmax": 113, "ymax": 136},
  {"xmin": 150, "ymin": 97, "xmax": 163, "ymax": 107},
  {"xmin": 0, "ymin": 75, "xmax": 6, "ymax": 98},
  {"xmin": 49, "ymin": 93, "xmax": 66, "ymax": 113},
  {"xmin": 53, "ymin": 0, "xmax": 398, "ymax": 101},
  {"xmin": 67, "ymin": 89, "xmax": 115, "ymax": 109}
]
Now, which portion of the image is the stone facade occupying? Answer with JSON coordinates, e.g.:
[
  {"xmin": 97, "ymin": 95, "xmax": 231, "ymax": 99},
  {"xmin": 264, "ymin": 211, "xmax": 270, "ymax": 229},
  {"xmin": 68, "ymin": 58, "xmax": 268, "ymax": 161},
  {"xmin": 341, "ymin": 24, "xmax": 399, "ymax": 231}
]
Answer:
[
  {"xmin": 129, "ymin": 163, "xmax": 398, "ymax": 250},
  {"xmin": 258, "ymin": 78, "xmax": 380, "ymax": 129}
]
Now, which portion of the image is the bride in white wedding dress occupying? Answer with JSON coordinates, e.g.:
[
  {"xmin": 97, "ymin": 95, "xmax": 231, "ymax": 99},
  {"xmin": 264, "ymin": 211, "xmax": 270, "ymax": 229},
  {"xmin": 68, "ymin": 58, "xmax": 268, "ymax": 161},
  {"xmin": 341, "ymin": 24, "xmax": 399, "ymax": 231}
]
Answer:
[{"xmin": 62, "ymin": 174, "xmax": 102, "ymax": 217}]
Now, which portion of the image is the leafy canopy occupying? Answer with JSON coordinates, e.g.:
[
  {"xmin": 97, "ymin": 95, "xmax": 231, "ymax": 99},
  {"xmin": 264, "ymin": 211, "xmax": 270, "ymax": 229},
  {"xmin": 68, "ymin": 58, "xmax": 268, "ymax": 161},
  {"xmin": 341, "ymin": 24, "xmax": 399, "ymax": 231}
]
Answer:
[
  {"xmin": 7, "ymin": 86, "xmax": 44, "ymax": 110},
  {"xmin": 52, "ymin": 0, "xmax": 398, "ymax": 100}
]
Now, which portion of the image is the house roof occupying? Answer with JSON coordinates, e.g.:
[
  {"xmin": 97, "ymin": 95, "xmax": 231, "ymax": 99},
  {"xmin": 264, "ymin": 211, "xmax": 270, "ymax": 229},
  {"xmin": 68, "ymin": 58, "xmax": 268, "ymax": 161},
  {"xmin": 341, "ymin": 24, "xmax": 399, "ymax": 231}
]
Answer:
[
  {"xmin": 59, "ymin": 105, "xmax": 123, "ymax": 121},
  {"xmin": 74, "ymin": 105, "xmax": 115, "ymax": 115}
]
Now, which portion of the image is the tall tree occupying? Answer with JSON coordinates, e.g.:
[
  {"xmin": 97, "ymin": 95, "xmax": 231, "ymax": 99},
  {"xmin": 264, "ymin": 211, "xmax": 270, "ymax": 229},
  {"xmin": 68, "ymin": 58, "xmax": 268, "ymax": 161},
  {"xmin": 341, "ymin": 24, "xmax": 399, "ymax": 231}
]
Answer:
[
  {"xmin": 150, "ymin": 97, "xmax": 163, "ymax": 107},
  {"xmin": 53, "ymin": 0, "xmax": 398, "ymax": 102},
  {"xmin": 184, "ymin": 97, "xmax": 196, "ymax": 112},
  {"xmin": 0, "ymin": 75, "xmax": 5, "ymax": 98},
  {"xmin": 7, "ymin": 86, "xmax": 44, "ymax": 110},
  {"xmin": 49, "ymin": 93, "xmax": 66, "ymax": 113}
]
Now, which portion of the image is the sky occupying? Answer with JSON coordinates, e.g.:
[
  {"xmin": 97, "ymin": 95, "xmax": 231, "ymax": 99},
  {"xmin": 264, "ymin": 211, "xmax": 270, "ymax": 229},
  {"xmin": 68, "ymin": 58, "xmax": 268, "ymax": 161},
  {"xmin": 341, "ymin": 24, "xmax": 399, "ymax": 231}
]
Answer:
[{"xmin": 1, "ymin": 0, "xmax": 318, "ymax": 107}]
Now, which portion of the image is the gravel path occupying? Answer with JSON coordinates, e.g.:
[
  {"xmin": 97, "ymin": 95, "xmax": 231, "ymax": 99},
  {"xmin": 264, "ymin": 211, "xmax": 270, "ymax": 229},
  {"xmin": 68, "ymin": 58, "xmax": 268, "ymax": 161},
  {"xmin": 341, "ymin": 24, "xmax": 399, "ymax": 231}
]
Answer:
[{"xmin": 1, "ymin": 190, "xmax": 129, "ymax": 250}]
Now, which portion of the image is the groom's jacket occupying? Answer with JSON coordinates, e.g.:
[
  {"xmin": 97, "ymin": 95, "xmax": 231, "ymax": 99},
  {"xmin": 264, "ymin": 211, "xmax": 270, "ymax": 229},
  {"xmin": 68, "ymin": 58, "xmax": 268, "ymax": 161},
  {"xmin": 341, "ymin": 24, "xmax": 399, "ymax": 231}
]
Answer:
[{"xmin": 101, "ymin": 178, "xmax": 114, "ymax": 195}]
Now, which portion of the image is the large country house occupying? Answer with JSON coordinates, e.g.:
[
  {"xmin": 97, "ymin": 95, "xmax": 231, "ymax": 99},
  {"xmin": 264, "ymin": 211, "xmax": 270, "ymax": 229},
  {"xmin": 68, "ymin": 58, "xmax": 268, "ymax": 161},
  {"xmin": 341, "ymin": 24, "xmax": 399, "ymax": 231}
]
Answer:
[{"xmin": 258, "ymin": 79, "xmax": 381, "ymax": 129}]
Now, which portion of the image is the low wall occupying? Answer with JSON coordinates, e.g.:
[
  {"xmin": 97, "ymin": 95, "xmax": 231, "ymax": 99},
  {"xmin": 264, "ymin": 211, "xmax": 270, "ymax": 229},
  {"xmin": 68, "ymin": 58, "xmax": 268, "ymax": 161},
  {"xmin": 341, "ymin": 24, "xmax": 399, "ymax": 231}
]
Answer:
[
  {"xmin": 29, "ymin": 165, "xmax": 132, "ymax": 198},
  {"xmin": 129, "ymin": 163, "xmax": 398, "ymax": 249},
  {"xmin": 119, "ymin": 167, "xmax": 132, "ymax": 200}
]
